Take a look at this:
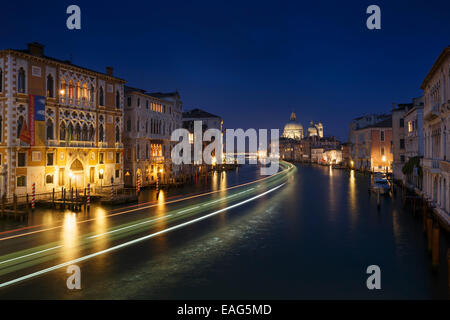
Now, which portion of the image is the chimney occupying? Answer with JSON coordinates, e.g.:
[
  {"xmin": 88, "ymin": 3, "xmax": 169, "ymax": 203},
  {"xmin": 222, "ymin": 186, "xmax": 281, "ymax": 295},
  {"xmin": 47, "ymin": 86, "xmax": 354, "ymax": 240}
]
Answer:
[
  {"xmin": 106, "ymin": 66, "xmax": 113, "ymax": 76},
  {"xmin": 27, "ymin": 42, "xmax": 44, "ymax": 57}
]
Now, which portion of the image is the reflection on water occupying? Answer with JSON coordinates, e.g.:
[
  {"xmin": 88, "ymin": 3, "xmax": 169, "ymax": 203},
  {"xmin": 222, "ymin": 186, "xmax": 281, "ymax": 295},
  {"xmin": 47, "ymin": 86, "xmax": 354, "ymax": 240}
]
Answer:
[
  {"xmin": 348, "ymin": 169, "xmax": 358, "ymax": 229},
  {"xmin": 61, "ymin": 213, "xmax": 79, "ymax": 261}
]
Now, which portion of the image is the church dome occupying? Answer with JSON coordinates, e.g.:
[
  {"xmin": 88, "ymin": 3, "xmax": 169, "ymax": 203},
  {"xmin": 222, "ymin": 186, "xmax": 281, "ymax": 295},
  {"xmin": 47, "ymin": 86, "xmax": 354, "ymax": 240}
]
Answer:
[{"xmin": 283, "ymin": 111, "xmax": 303, "ymax": 140}]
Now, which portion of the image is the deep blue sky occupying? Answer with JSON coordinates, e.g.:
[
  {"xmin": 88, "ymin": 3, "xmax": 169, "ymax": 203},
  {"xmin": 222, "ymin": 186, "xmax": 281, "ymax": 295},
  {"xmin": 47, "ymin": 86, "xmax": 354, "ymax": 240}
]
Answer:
[{"xmin": 3, "ymin": 0, "xmax": 449, "ymax": 141}]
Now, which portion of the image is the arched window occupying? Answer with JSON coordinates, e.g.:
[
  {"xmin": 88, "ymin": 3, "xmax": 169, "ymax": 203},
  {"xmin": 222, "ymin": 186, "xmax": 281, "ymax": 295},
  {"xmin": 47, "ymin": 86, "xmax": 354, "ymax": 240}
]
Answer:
[
  {"xmin": 82, "ymin": 123, "xmax": 88, "ymax": 141},
  {"xmin": 47, "ymin": 74, "xmax": 54, "ymax": 97},
  {"xmin": 146, "ymin": 144, "xmax": 149, "ymax": 159},
  {"xmin": 18, "ymin": 68, "xmax": 26, "ymax": 93},
  {"xmin": 68, "ymin": 122, "xmax": 74, "ymax": 141},
  {"xmin": 61, "ymin": 79, "xmax": 66, "ymax": 97},
  {"xmin": 74, "ymin": 123, "xmax": 81, "ymax": 141},
  {"xmin": 137, "ymin": 119, "xmax": 140, "ymax": 132},
  {"xmin": 76, "ymin": 81, "xmax": 81, "ymax": 101},
  {"xmin": 99, "ymin": 87, "xmax": 104, "ymax": 106},
  {"xmin": 99, "ymin": 124, "xmax": 104, "ymax": 142},
  {"xmin": 46, "ymin": 119, "xmax": 54, "ymax": 140},
  {"xmin": 115, "ymin": 125, "xmax": 120, "ymax": 143},
  {"xmin": 59, "ymin": 122, "xmax": 66, "ymax": 141},
  {"xmin": 82, "ymin": 83, "xmax": 88, "ymax": 100},
  {"xmin": 90, "ymin": 85, "xmax": 94, "ymax": 103},
  {"xmin": 17, "ymin": 116, "xmax": 24, "ymax": 137},
  {"xmin": 89, "ymin": 124, "xmax": 95, "ymax": 141},
  {"xmin": 0, "ymin": 68, "xmax": 3, "ymax": 92},
  {"xmin": 145, "ymin": 120, "xmax": 148, "ymax": 133},
  {"xmin": 116, "ymin": 91, "xmax": 120, "ymax": 109}
]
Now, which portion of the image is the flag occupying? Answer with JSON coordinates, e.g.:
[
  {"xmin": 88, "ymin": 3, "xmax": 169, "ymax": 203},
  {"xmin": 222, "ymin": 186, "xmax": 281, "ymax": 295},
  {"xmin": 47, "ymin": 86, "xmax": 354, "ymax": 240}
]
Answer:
[
  {"xmin": 19, "ymin": 120, "xmax": 31, "ymax": 144},
  {"xmin": 28, "ymin": 94, "xmax": 45, "ymax": 146}
]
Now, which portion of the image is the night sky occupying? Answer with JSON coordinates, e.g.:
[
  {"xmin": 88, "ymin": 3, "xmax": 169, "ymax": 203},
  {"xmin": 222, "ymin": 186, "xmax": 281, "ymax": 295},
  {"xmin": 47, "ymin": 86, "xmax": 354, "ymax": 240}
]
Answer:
[{"xmin": 3, "ymin": 0, "xmax": 450, "ymax": 141}]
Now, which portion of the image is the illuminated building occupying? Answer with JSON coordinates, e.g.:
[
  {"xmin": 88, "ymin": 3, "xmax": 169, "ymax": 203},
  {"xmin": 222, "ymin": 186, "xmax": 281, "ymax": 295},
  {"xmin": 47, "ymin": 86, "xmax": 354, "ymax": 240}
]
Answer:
[
  {"xmin": 348, "ymin": 115, "xmax": 393, "ymax": 172},
  {"xmin": 123, "ymin": 86, "xmax": 182, "ymax": 186},
  {"xmin": 421, "ymin": 46, "xmax": 449, "ymax": 215},
  {"xmin": 0, "ymin": 43, "xmax": 125, "ymax": 196},
  {"xmin": 282, "ymin": 111, "xmax": 303, "ymax": 140}
]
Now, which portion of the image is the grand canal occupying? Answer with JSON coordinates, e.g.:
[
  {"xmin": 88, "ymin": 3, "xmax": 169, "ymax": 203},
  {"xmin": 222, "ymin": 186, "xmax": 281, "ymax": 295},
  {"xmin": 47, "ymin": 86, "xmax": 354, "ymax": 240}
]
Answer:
[{"xmin": 0, "ymin": 163, "xmax": 449, "ymax": 299}]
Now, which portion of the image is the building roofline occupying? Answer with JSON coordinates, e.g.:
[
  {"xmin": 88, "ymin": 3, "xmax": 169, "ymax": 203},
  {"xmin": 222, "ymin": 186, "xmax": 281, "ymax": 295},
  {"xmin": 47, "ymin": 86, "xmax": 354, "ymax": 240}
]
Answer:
[
  {"xmin": 420, "ymin": 47, "xmax": 450, "ymax": 89},
  {"xmin": 2, "ymin": 48, "xmax": 126, "ymax": 83}
]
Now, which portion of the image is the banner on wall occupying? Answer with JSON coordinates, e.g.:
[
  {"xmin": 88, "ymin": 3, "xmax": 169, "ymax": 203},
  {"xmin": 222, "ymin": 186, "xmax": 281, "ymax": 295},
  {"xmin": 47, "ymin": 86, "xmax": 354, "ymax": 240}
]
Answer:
[{"xmin": 28, "ymin": 95, "xmax": 45, "ymax": 146}]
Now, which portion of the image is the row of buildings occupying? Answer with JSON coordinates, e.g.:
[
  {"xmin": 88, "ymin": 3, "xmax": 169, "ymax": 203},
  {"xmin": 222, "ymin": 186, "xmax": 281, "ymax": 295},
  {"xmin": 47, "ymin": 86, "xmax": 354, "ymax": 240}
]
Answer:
[
  {"xmin": 0, "ymin": 42, "xmax": 222, "ymax": 198},
  {"xmin": 392, "ymin": 47, "xmax": 450, "ymax": 219},
  {"xmin": 347, "ymin": 47, "xmax": 449, "ymax": 220}
]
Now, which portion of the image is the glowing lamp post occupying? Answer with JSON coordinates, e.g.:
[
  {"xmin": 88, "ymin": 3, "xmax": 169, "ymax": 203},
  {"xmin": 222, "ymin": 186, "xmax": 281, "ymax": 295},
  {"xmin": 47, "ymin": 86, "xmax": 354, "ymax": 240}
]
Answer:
[{"xmin": 99, "ymin": 168, "xmax": 104, "ymax": 192}]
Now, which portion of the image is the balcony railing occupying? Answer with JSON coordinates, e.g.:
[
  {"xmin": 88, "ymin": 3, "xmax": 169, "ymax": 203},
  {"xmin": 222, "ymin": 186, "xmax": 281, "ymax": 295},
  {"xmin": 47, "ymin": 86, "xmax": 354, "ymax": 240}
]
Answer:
[{"xmin": 422, "ymin": 158, "xmax": 440, "ymax": 170}]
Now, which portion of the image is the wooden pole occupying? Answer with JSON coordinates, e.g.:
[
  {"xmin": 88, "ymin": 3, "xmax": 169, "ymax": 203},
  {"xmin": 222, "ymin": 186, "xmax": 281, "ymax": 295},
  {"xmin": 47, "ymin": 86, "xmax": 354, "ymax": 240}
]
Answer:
[
  {"xmin": 13, "ymin": 194, "xmax": 17, "ymax": 220},
  {"xmin": 447, "ymin": 249, "xmax": 450, "ymax": 289},
  {"xmin": 423, "ymin": 201, "xmax": 427, "ymax": 233},
  {"xmin": 426, "ymin": 214, "xmax": 433, "ymax": 252},
  {"xmin": 377, "ymin": 189, "xmax": 380, "ymax": 210},
  {"xmin": 52, "ymin": 188, "xmax": 55, "ymax": 207},
  {"xmin": 431, "ymin": 222, "xmax": 439, "ymax": 269},
  {"xmin": 1, "ymin": 194, "xmax": 4, "ymax": 218}
]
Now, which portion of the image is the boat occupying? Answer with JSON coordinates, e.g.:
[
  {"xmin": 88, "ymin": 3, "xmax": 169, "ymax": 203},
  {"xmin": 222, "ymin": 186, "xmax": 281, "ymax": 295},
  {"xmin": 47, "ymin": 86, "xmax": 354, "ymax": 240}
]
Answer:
[{"xmin": 371, "ymin": 177, "xmax": 390, "ymax": 195}]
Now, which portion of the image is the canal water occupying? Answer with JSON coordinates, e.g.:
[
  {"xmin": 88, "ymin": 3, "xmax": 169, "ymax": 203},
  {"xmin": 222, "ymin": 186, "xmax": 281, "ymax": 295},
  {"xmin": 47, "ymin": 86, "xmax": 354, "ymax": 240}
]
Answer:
[{"xmin": 1, "ymin": 163, "xmax": 449, "ymax": 299}]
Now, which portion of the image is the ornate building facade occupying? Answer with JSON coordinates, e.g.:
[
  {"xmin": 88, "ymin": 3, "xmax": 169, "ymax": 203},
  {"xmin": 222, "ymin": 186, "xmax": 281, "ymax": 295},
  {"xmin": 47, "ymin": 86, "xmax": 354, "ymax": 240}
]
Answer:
[
  {"xmin": 123, "ymin": 86, "xmax": 182, "ymax": 187},
  {"xmin": 421, "ymin": 47, "xmax": 450, "ymax": 216},
  {"xmin": 0, "ymin": 43, "xmax": 125, "ymax": 196}
]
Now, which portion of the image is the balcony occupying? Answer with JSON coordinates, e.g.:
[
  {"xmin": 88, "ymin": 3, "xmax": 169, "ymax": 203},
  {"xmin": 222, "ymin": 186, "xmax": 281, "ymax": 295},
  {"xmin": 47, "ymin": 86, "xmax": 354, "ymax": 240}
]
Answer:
[
  {"xmin": 422, "ymin": 158, "xmax": 440, "ymax": 173},
  {"xmin": 440, "ymin": 160, "xmax": 450, "ymax": 173},
  {"xmin": 424, "ymin": 103, "xmax": 440, "ymax": 121}
]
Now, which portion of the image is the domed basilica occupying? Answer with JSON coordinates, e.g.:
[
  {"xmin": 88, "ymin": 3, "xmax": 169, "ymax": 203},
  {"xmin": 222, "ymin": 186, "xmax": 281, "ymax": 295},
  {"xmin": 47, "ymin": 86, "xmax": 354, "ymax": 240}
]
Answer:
[
  {"xmin": 282, "ymin": 112, "xmax": 323, "ymax": 140},
  {"xmin": 282, "ymin": 112, "xmax": 303, "ymax": 140}
]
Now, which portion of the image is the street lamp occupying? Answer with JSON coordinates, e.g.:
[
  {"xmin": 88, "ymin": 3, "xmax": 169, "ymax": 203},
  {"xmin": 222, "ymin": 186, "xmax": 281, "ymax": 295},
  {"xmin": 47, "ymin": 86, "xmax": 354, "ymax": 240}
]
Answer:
[{"xmin": 99, "ymin": 168, "xmax": 104, "ymax": 192}]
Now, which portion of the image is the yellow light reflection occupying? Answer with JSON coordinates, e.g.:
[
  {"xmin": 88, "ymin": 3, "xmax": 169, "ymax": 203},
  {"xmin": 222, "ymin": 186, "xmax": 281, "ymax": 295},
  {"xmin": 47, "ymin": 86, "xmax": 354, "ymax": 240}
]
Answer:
[
  {"xmin": 61, "ymin": 212, "xmax": 79, "ymax": 261},
  {"xmin": 349, "ymin": 169, "xmax": 358, "ymax": 228}
]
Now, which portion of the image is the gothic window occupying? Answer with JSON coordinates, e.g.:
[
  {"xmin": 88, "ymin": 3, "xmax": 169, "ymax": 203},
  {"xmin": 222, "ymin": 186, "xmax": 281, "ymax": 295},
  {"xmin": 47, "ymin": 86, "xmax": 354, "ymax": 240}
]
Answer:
[
  {"xmin": 99, "ymin": 86, "xmax": 104, "ymax": 106},
  {"xmin": 90, "ymin": 85, "xmax": 94, "ymax": 103},
  {"xmin": 74, "ymin": 123, "xmax": 81, "ymax": 141},
  {"xmin": 137, "ymin": 119, "xmax": 140, "ymax": 132},
  {"xmin": 47, "ymin": 74, "xmax": 54, "ymax": 97},
  {"xmin": 46, "ymin": 119, "xmax": 54, "ymax": 140},
  {"xmin": 18, "ymin": 68, "xmax": 26, "ymax": 93},
  {"xmin": 69, "ymin": 80, "xmax": 74, "ymax": 100},
  {"xmin": 116, "ymin": 90, "xmax": 120, "ymax": 109},
  {"xmin": 60, "ymin": 122, "xmax": 66, "ymax": 140},
  {"xmin": 68, "ymin": 122, "xmax": 74, "ymax": 141},
  {"xmin": 99, "ymin": 124, "xmax": 104, "ymax": 142},
  {"xmin": 82, "ymin": 124, "xmax": 88, "ymax": 141},
  {"xmin": 115, "ymin": 125, "xmax": 120, "ymax": 143},
  {"xmin": 61, "ymin": 79, "xmax": 66, "ymax": 96},
  {"xmin": 89, "ymin": 124, "xmax": 95, "ymax": 141}
]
